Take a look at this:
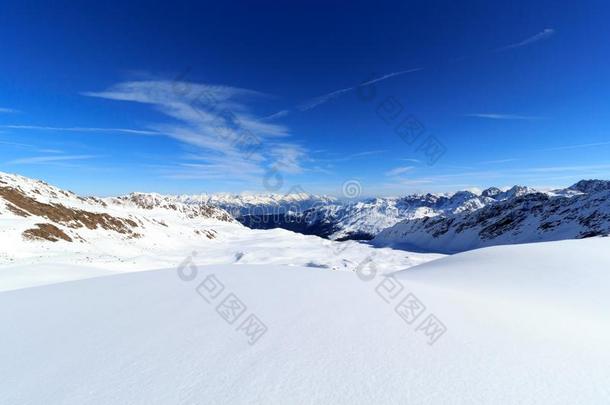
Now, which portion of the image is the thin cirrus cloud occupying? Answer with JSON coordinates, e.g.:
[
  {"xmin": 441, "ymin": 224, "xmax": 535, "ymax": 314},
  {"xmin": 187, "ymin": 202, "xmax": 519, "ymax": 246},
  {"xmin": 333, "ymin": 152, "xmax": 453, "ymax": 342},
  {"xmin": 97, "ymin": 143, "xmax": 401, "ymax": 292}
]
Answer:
[
  {"xmin": 478, "ymin": 142, "xmax": 610, "ymax": 166},
  {"xmin": 0, "ymin": 107, "xmax": 20, "ymax": 114},
  {"xmin": 268, "ymin": 143, "xmax": 308, "ymax": 174},
  {"xmin": 0, "ymin": 139, "xmax": 64, "ymax": 154},
  {"xmin": 7, "ymin": 154, "xmax": 99, "ymax": 165},
  {"xmin": 260, "ymin": 109, "xmax": 290, "ymax": 121},
  {"xmin": 314, "ymin": 149, "xmax": 387, "ymax": 163},
  {"xmin": 541, "ymin": 141, "xmax": 610, "ymax": 152},
  {"xmin": 463, "ymin": 113, "xmax": 545, "ymax": 120},
  {"xmin": 298, "ymin": 68, "xmax": 423, "ymax": 112},
  {"xmin": 385, "ymin": 166, "xmax": 414, "ymax": 176},
  {"xmin": 83, "ymin": 79, "xmax": 306, "ymax": 182},
  {"xmin": 496, "ymin": 28, "xmax": 556, "ymax": 52},
  {"xmin": 479, "ymin": 158, "xmax": 520, "ymax": 165},
  {"xmin": 345, "ymin": 150, "xmax": 387, "ymax": 159},
  {"xmin": 389, "ymin": 164, "xmax": 610, "ymax": 189},
  {"xmin": 2, "ymin": 124, "xmax": 159, "ymax": 135}
]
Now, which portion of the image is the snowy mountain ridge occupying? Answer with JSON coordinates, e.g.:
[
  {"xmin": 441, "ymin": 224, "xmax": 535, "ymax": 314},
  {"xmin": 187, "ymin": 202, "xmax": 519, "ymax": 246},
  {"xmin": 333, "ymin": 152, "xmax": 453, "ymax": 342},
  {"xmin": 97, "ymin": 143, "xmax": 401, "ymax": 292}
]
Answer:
[
  {"xmin": 0, "ymin": 171, "xmax": 430, "ymax": 278},
  {"xmin": 373, "ymin": 180, "xmax": 610, "ymax": 253},
  {"xmin": 3, "ymin": 170, "xmax": 610, "ymax": 260},
  {"xmin": 215, "ymin": 184, "xmax": 540, "ymax": 240}
]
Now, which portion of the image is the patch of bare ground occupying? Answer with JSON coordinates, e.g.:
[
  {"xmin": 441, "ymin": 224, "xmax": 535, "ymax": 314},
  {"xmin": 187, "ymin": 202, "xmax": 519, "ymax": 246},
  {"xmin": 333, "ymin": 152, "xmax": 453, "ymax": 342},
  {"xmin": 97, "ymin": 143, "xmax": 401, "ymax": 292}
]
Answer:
[
  {"xmin": 195, "ymin": 229, "xmax": 217, "ymax": 239},
  {"xmin": 188, "ymin": 205, "xmax": 234, "ymax": 222},
  {"xmin": 5, "ymin": 203, "xmax": 30, "ymax": 217},
  {"xmin": 0, "ymin": 186, "xmax": 139, "ymax": 237},
  {"xmin": 23, "ymin": 223, "xmax": 73, "ymax": 242},
  {"xmin": 86, "ymin": 196, "xmax": 107, "ymax": 207}
]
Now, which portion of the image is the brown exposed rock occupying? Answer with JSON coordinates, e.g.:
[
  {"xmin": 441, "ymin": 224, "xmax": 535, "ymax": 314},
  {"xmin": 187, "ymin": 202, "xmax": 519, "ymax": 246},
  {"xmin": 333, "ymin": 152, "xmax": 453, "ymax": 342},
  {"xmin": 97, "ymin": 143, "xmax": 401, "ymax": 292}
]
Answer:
[
  {"xmin": 23, "ymin": 223, "xmax": 73, "ymax": 242},
  {"xmin": 194, "ymin": 229, "xmax": 217, "ymax": 239},
  {"xmin": 127, "ymin": 194, "xmax": 157, "ymax": 210},
  {"xmin": 86, "ymin": 197, "xmax": 107, "ymax": 207},
  {"xmin": 188, "ymin": 205, "xmax": 234, "ymax": 222},
  {"xmin": 5, "ymin": 203, "xmax": 30, "ymax": 217},
  {"xmin": 0, "ymin": 186, "xmax": 139, "ymax": 237}
]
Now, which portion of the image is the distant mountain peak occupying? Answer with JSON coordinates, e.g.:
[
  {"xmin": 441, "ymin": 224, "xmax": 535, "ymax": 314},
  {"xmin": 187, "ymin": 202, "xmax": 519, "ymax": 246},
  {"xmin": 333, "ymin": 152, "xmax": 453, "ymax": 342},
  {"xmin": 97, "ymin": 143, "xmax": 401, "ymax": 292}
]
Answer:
[{"xmin": 568, "ymin": 179, "xmax": 610, "ymax": 194}]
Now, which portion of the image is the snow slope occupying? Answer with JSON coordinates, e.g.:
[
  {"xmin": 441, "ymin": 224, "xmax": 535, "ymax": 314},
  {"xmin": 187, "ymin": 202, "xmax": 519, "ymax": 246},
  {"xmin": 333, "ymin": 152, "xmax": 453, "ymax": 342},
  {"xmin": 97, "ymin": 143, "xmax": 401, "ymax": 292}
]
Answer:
[
  {"xmin": 0, "ymin": 217, "xmax": 439, "ymax": 292},
  {"xmin": 1, "ymin": 237, "xmax": 609, "ymax": 404}
]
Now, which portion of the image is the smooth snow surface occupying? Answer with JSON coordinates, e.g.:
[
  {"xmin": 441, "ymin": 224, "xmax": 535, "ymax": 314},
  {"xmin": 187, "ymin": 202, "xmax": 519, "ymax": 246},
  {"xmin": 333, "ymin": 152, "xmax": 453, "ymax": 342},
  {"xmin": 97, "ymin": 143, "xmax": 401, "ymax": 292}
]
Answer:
[
  {"xmin": 2, "ymin": 237, "xmax": 609, "ymax": 404},
  {"xmin": 0, "ymin": 223, "xmax": 440, "ymax": 292}
]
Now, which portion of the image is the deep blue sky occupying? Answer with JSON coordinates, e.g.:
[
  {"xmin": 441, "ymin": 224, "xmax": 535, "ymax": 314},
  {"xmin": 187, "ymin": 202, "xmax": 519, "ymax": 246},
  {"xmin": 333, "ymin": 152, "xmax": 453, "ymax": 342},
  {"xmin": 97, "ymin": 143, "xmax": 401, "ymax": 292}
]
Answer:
[{"xmin": 1, "ymin": 1, "xmax": 610, "ymax": 196}]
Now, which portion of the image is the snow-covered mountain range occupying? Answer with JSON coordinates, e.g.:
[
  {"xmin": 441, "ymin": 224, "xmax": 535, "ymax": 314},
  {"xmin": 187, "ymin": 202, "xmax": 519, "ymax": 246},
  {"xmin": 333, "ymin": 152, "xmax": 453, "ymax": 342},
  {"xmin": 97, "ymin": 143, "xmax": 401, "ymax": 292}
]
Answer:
[
  {"xmin": 373, "ymin": 180, "xmax": 610, "ymax": 253},
  {"xmin": 196, "ymin": 184, "xmax": 538, "ymax": 240},
  {"xmin": 2, "ymin": 171, "xmax": 610, "ymax": 261},
  {"xmin": 178, "ymin": 181, "xmax": 610, "ymax": 251},
  {"xmin": 0, "ymin": 171, "xmax": 432, "ymax": 284},
  {"xmin": 0, "ymin": 171, "xmax": 234, "ymax": 244}
]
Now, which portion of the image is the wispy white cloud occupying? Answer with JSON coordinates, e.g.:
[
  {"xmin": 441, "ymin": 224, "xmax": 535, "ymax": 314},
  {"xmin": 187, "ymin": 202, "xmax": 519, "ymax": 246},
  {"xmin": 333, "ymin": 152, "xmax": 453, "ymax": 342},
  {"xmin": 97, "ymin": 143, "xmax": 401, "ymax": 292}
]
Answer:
[
  {"xmin": 0, "ymin": 140, "xmax": 37, "ymax": 149},
  {"xmin": 166, "ymin": 158, "xmax": 264, "ymax": 182},
  {"xmin": 475, "ymin": 142, "xmax": 610, "ymax": 168},
  {"xmin": 496, "ymin": 28, "xmax": 555, "ymax": 51},
  {"xmin": 524, "ymin": 163, "xmax": 610, "ymax": 174},
  {"xmin": 298, "ymin": 68, "xmax": 423, "ymax": 112},
  {"xmin": 479, "ymin": 158, "xmax": 520, "ymax": 164},
  {"xmin": 389, "ymin": 178, "xmax": 435, "ymax": 186},
  {"xmin": 385, "ymin": 166, "xmax": 414, "ymax": 176},
  {"xmin": 84, "ymin": 79, "xmax": 307, "ymax": 181},
  {"xmin": 2, "ymin": 124, "xmax": 159, "ymax": 135},
  {"xmin": 463, "ymin": 113, "xmax": 545, "ymax": 120},
  {"xmin": 360, "ymin": 68, "xmax": 424, "ymax": 86},
  {"xmin": 0, "ymin": 139, "xmax": 65, "ymax": 154},
  {"xmin": 314, "ymin": 149, "xmax": 387, "ymax": 163},
  {"xmin": 385, "ymin": 164, "xmax": 610, "ymax": 190},
  {"xmin": 7, "ymin": 154, "xmax": 98, "ymax": 165},
  {"xmin": 346, "ymin": 150, "xmax": 387, "ymax": 159},
  {"xmin": 268, "ymin": 143, "xmax": 308, "ymax": 174},
  {"xmin": 542, "ymin": 141, "xmax": 610, "ymax": 152},
  {"xmin": 0, "ymin": 107, "xmax": 20, "ymax": 114},
  {"xmin": 298, "ymin": 87, "xmax": 353, "ymax": 112},
  {"xmin": 251, "ymin": 68, "xmax": 422, "ymax": 125},
  {"xmin": 260, "ymin": 109, "xmax": 290, "ymax": 121}
]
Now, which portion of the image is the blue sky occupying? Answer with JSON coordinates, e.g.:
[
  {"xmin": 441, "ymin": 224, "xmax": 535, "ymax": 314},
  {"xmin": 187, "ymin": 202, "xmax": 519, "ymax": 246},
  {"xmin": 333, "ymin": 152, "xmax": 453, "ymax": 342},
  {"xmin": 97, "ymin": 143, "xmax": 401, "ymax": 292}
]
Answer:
[{"xmin": 1, "ymin": 0, "xmax": 610, "ymax": 196}]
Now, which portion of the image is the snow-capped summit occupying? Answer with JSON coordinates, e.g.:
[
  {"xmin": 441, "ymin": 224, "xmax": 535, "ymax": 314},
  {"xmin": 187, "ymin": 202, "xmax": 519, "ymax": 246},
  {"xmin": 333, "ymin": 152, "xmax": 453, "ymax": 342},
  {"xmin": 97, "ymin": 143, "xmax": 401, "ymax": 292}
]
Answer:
[
  {"xmin": 108, "ymin": 192, "xmax": 234, "ymax": 222},
  {"xmin": 4, "ymin": 170, "xmax": 610, "ymax": 258},
  {"xmin": 374, "ymin": 182, "xmax": 610, "ymax": 253},
  {"xmin": 232, "ymin": 188, "xmax": 509, "ymax": 240},
  {"xmin": 183, "ymin": 192, "xmax": 337, "ymax": 217},
  {"xmin": 568, "ymin": 179, "xmax": 610, "ymax": 194},
  {"xmin": 481, "ymin": 186, "xmax": 502, "ymax": 198},
  {"xmin": 0, "ymin": 171, "xmax": 235, "ymax": 259},
  {"xmin": 493, "ymin": 185, "xmax": 536, "ymax": 200}
]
